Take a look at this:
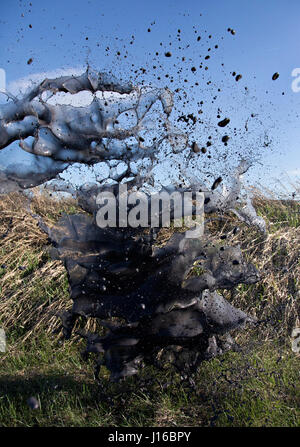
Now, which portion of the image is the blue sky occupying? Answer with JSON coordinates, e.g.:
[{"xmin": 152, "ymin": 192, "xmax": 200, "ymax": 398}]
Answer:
[{"xmin": 0, "ymin": 0, "xmax": 300, "ymax": 194}]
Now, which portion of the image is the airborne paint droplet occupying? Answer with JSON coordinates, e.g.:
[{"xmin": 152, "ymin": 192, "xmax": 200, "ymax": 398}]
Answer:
[
  {"xmin": 191, "ymin": 142, "xmax": 200, "ymax": 153},
  {"xmin": 164, "ymin": 52, "xmax": 172, "ymax": 57},
  {"xmin": 272, "ymin": 72, "xmax": 279, "ymax": 81},
  {"xmin": 218, "ymin": 118, "xmax": 230, "ymax": 127},
  {"xmin": 212, "ymin": 177, "xmax": 222, "ymax": 190}
]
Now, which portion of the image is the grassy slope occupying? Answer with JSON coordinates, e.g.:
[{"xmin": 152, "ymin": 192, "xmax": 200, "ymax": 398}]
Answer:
[{"xmin": 0, "ymin": 192, "xmax": 299, "ymax": 427}]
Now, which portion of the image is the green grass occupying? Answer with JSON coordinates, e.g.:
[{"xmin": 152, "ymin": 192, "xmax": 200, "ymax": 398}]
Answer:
[
  {"xmin": 254, "ymin": 197, "xmax": 300, "ymax": 231},
  {"xmin": 0, "ymin": 335, "xmax": 298, "ymax": 427},
  {"xmin": 0, "ymin": 192, "xmax": 299, "ymax": 427}
]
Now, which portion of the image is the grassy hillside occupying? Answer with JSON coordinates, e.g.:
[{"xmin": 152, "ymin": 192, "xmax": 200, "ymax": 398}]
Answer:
[{"xmin": 0, "ymin": 192, "xmax": 299, "ymax": 427}]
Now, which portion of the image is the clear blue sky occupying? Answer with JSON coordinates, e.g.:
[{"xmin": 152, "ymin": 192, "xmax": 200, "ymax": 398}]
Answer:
[{"xmin": 1, "ymin": 0, "xmax": 300, "ymax": 194}]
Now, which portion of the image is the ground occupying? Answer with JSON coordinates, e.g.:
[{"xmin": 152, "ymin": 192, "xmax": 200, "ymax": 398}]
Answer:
[{"xmin": 0, "ymin": 191, "xmax": 299, "ymax": 427}]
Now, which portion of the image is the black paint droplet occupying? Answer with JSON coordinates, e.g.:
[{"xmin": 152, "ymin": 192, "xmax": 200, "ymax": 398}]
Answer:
[
  {"xmin": 191, "ymin": 142, "xmax": 200, "ymax": 153},
  {"xmin": 211, "ymin": 177, "xmax": 222, "ymax": 190},
  {"xmin": 165, "ymin": 52, "xmax": 172, "ymax": 57},
  {"xmin": 272, "ymin": 72, "xmax": 279, "ymax": 81},
  {"xmin": 218, "ymin": 118, "xmax": 230, "ymax": 127}
]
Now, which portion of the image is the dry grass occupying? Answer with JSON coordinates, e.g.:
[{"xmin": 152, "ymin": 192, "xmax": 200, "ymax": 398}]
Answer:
[{"xmin": 0, "ymin": 193, "xmax": 79, "ymax": 350}]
